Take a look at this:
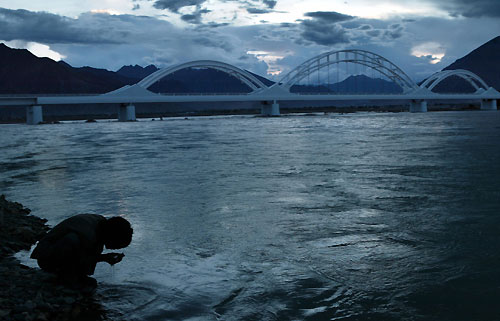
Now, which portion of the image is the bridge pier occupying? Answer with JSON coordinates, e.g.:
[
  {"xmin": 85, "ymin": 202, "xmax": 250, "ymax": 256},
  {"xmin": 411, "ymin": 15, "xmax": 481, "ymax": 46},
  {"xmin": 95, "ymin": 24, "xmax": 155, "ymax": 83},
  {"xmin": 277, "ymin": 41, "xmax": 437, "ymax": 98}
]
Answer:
[
  {"xmin": 261, "ymin": 100, "xmax": 280, "ymax": 116},
  {"xmin": 409, "ymin": 100, "xmax": 427, "ymax": 113},
  {"xmin": 26, "ymin": 105, "xmax": 43, "ymax": 125},
  {"xmin": 480, "ymin": 99, "xmax": 497, "ymax": 110},
  {"xmin": 118, "ymin": 104, "xmax": 136, "ymax": 121}
]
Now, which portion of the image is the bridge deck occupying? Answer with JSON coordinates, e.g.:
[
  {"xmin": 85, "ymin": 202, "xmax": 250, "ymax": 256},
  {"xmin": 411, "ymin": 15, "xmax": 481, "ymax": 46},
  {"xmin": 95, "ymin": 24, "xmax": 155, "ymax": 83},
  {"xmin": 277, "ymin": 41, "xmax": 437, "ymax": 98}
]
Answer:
[{"xmin": 1, "ymin": 92, "xmax": 499, "ymax": 106}]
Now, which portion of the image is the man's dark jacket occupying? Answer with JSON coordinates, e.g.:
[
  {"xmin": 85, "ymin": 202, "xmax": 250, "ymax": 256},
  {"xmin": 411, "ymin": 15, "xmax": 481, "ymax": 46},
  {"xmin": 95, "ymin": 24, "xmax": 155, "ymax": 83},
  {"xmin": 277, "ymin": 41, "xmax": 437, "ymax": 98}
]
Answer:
[{"xmin": 31, "ymin": 214, "xmax": 106, "ymax": 275}]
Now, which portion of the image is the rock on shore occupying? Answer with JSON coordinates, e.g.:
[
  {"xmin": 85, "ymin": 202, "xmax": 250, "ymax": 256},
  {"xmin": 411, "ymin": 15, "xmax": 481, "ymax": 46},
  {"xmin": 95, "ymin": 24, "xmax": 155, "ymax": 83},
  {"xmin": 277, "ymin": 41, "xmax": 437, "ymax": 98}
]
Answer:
[{"xmin": 0, "ymin": 195, "xmax": 109, "ymax": 321}]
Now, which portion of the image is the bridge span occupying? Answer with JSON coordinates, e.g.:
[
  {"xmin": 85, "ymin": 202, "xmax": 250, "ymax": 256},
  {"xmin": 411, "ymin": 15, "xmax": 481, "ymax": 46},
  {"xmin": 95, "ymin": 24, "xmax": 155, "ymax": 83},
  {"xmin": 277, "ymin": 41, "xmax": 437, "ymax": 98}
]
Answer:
[{"xmin": 1, "ymin": 49, "xmax": 499, "ymax": 124}]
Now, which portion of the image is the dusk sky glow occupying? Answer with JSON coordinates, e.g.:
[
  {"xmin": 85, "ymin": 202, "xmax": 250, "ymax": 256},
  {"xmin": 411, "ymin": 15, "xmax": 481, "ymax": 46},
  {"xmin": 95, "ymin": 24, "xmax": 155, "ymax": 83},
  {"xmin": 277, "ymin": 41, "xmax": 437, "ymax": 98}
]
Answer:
[{"xmin": 1, "ymin": 0, "xmax": 499, "ymax": 81}]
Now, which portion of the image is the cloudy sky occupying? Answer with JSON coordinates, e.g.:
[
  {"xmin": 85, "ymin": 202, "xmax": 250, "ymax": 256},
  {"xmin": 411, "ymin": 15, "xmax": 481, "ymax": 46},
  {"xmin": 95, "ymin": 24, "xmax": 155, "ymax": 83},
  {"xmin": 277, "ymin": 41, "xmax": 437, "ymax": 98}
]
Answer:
[{"xmin": 0, "ymin": 0, "xmax": 499, "ymax": 81}]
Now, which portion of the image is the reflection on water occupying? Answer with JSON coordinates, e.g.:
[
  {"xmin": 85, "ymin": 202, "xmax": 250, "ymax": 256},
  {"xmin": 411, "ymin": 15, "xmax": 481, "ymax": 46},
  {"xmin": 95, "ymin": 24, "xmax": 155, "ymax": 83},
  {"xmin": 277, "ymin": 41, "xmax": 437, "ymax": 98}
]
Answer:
[{"xmin": 4, "ymin": 111, "xmax": 500, "ymax": 320}]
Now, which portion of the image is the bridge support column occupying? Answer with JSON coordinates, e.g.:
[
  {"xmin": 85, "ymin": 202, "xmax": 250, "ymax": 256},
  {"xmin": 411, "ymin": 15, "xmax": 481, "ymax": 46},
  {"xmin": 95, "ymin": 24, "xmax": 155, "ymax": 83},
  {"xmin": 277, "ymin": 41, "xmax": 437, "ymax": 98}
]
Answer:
[
  {"xmin": 480, "ymin": 99, "xmax": 497, "ymax": 110},
  {"xmin": 26, "ymin": 105, "xmax": 43, "ymax": 125},
  {"xmin": 118, "ymin": 104, "xmax": 136, "ymax": 121},
  {"xmin": 409, "ymin": 100, "xmax": 427, "ymax": 113},
  {"xmin": 261, "ymin": 100, "xmax": 280, "ymax": 116}
]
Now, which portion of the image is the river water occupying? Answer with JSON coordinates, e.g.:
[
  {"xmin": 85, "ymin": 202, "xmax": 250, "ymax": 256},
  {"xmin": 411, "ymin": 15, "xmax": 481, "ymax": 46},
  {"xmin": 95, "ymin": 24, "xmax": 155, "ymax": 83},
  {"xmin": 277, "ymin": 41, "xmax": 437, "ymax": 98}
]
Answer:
[{"xmin": 2, "ymin": 111, "xmax": 500, "ymax": 320}]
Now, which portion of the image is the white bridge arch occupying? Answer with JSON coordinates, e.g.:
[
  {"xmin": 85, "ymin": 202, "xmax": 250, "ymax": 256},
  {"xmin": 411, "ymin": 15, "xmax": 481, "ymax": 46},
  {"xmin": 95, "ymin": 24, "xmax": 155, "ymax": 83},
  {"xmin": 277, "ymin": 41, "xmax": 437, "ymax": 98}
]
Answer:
[
  {"xmin": 138, "ymin": 60, "xmax": 268, "ymax": 92},
  {"xmin": 277, "ymin": 49, "xmax": 419, "ymax": 93},
  {"xmin": 420, "ymin": 69, "xmax": 489, "ymax": 92}
]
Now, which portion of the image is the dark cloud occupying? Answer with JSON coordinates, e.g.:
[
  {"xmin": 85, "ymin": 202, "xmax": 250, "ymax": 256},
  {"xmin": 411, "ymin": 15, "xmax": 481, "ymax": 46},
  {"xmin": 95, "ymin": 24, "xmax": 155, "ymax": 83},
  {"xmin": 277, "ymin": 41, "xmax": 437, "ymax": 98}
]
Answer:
[
  {"xmin": 359, "ymin": 25, "xmax": 371, "ymax": 30},
  {"xmin": 192, "ymin": 35, "xmax": 233, "ymax": 52},
  {"xmin": 153, "ymin": 0, "xmax": 278, "ymax": 14},
  {"xmin": 205, "ymin": 22, "xmax": 230, "ymax": 28},
  {"xmin": 301, "ymin": 21, "xmax": 350, "ymax": 46},
  {"xmin": 247, "ymin": 8, "xmax": 271, "ymax": 14},
  {"xmin": 132, "ymin": 4, "xmax": 141, "ymax": 10},
  {"xmin": 262, "ymin": 0, "xmax": 277, "ymax": 8},
  {"xmin": 436, "ymin": 0, "xmax": 500, "ymax": 17},
  {"xmin": 384, "ymin": 24, "xmax": 404, "ymax": 39},
  {"xmin": 298, "ymin": 11, "xmax": 353, "ymax": 46},
  {"xmin": 181, "ymin": 8, "xmax": 210, "ymax": 24},
  {"xmin": 181, "ymin": 13, "xmax": 200, "ymax": 23},
  {"xmin": 240, "ymin": 0, "xmax": 278, "ymax": 14},
  {"xmin": 303, "ymin": 11, "xmax": 354, "ymax": 23},
  {"xmin": 0, "ymin": 8, "xmax": 126, "ymax": 44},
  {"xmin": 341, "ymin": 21, "xmax": 363, "ymax": 29},
  {"xmin": 153, "ymin": 0, "xmax": 206, "ymax": 12},
  {"xmin": 366, "ymin": 29, "xmax": 381, "ymax": 37}
]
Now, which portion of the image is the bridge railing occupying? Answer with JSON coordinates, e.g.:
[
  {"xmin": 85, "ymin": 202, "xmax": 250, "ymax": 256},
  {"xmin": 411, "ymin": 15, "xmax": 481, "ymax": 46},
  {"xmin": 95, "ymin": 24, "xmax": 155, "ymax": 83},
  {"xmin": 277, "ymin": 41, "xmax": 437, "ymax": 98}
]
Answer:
[
  {"xmin": 155, "ymin": 92, "xmax": 253, "ymax": 96},
  {"xmin": 0, "ymin": 93, "xmax": 103, "ymax": 97}
]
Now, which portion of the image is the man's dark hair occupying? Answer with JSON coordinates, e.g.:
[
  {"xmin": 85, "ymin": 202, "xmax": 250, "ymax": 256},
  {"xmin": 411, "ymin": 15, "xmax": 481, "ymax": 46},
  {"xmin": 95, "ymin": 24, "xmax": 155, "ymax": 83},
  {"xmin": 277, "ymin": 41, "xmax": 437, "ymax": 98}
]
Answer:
[{"xmin": 103, "ymin": 217, "xmax": 133, "ymax": 249}]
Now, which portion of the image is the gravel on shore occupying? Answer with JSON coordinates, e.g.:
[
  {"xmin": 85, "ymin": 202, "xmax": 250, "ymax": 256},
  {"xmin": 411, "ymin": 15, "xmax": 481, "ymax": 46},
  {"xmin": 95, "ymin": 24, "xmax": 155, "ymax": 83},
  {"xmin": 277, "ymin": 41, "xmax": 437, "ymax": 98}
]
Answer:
[{"xmin": 0, "ymin": 195, "xmax": 110, "ymax": 321}]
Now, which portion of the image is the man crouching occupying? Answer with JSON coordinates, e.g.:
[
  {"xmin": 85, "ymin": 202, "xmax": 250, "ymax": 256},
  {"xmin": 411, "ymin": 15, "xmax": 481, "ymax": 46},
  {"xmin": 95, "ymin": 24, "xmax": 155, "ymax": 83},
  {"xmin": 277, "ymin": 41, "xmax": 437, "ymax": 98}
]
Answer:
[{"xmin": 31, "ymin": 214, "xmax": 133, "ymax": 291}]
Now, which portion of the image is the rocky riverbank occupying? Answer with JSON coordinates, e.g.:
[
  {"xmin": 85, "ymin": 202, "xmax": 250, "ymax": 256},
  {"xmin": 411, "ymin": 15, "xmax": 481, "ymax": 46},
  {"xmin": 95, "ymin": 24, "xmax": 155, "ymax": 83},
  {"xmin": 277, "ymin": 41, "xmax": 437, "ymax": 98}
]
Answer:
[{"xmin": 0, "ymin": 195, "xmax": 109, "ymax": 321}]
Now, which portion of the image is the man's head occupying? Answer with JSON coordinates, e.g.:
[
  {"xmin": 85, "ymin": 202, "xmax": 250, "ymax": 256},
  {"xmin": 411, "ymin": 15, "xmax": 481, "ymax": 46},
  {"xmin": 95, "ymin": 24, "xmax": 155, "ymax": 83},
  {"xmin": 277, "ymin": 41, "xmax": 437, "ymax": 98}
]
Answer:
[{"xmin": 102, "ymin": 216, "xmax": 133, "ymax": 249}]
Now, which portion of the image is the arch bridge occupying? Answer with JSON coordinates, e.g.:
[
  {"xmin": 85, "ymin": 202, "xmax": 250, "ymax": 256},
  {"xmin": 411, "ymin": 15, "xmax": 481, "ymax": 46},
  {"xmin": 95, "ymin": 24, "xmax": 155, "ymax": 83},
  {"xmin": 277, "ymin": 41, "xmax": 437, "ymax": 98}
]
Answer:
[
  {"xmin": 137, "ymin": 60, "xmax": 268, "ymax": 93},
  {"xmin": 420, "ymin": 69, "xmax": 489, "ymax": 92},
  {"xmin": 2, "ymin": 49, "xmax": 498, "ymax": 124},
  {"xmin": 277, "ymin": 49, "xmax": 418, "ymax": 94}
]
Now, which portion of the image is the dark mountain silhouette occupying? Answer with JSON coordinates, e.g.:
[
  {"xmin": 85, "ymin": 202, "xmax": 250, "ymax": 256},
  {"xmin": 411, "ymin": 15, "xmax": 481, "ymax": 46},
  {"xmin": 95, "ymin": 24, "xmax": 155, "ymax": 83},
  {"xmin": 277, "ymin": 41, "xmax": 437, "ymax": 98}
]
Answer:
[
  {"xmin": 116, "ymin": 64, "xmax": 159, "ymax": 81},
  {"xmin": 291, "ymin": 74, "xmax": 402, "ymax": 94},
  {"xmin": 0, "ymin": 43, "xmax": 133, "ymax": 94},
  {"xmin": 249, "ymin": 71, "xmax": 275, "ymax": 87},
  {"xmin": 432, "ymin": 36, "xmax": 500, "ymax": 93},
  {"xmin": 330, "ymin": 75, "xmax": 403, "ymax": 94},
  {"xmin": 148, "ymin": 68, "xmax": 267, "ymax": 93}
]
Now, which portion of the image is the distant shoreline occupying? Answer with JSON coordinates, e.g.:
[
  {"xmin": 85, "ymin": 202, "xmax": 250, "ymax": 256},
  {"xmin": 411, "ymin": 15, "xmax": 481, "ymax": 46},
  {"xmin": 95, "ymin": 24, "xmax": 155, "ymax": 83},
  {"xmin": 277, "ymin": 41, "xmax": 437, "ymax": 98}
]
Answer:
[{"xmin": 0, "ymin": 103, "xmax": 480, "ymax": 124}]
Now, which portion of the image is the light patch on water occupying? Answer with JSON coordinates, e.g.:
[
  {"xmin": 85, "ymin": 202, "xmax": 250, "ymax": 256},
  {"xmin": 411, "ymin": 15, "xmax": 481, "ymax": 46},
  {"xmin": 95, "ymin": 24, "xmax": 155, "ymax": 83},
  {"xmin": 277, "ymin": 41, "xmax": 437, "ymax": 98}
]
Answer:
[
  {"xmin": 302, "ymin": 305, "xmax": 328, "ymax": 316},
  {"xmin": 310, "ymin": 234, "xmax": 383, "ymax": 249},
  {"xmin": 14, "ymin": 244, "xmax": 38, "ymax": 268},
  {"xmin": 96, "ymin": 253, "xmax": 243, "ymax": 320}
]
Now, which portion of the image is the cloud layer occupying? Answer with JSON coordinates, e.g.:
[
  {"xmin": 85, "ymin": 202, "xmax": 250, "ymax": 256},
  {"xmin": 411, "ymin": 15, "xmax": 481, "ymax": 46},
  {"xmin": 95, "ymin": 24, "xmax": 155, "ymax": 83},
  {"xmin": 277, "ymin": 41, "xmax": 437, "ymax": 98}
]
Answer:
[{"xmin": 1, "ymin": 3, "xmax": 499, "ymax": 82}]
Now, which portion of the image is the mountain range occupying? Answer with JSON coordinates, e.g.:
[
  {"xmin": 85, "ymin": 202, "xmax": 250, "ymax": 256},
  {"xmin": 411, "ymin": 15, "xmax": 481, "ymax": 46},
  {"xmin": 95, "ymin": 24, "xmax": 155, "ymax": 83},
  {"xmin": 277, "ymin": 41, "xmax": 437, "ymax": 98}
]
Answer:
[
  {"xmin": 0, "ymin": 44, "xmax": 134, "ymax": 94},
  {"xmin": 291, "ymin": 75, "xmax": 403, "ymax": 94},
  {"xmin": 0, "ymin": 36, "xmax": 499, "ymax": 95}
]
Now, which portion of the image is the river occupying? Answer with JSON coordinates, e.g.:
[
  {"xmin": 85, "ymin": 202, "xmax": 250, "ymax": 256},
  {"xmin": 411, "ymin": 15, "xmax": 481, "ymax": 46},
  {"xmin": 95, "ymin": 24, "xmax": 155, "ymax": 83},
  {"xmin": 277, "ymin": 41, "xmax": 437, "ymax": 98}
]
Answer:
[{"xmin": 2, "ymin": 111, "xmax": 500, "ymax": 320}]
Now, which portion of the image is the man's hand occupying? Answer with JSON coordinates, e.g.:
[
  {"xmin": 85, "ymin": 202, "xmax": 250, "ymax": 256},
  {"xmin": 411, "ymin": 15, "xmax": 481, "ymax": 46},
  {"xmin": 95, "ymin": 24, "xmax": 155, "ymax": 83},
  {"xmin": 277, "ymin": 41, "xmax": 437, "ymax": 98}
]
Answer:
[{"xmin": 101, "ymin": 253, "xmax": 125, "ymax": 265}]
